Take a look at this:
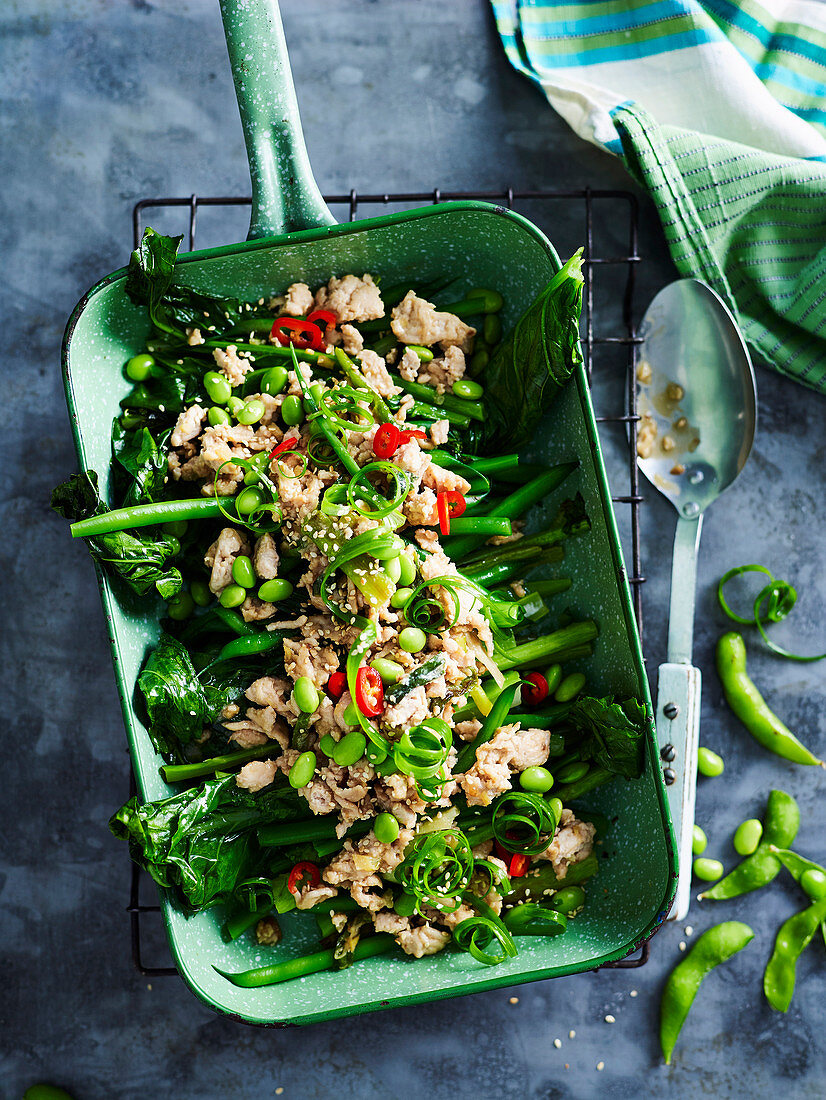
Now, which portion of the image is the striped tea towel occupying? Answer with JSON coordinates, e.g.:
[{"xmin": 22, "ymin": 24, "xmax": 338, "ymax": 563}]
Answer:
[{"xmin": 491, "ymin": 0, "xmax": 826, "ymax": 394}]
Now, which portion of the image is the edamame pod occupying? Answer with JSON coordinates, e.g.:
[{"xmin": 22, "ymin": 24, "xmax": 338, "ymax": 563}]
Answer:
[
  {"xmin": 700, "ymin": 789, "xmax": 799, "ymax": 900},
  {"xmin": 660, "ymin": 921, "xmax": 754, "ymax": 1063},
  {"xmin": 763, "ymin": 897, "xmax": 826, "ymax": 1011},
  {"xmin": 716, "ymin": 632, "xmax": 823, "ymax": 766}
]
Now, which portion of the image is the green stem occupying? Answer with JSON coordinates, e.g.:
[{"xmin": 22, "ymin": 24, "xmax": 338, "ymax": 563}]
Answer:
[
  {"xmin": 258, "ymin": 816, "xmax": 372, "ymax": 850},
  {"xmin": 161, "ymin": 744, "xmax": 277, "ymax": 784},
  {"xmin": 445, "ymin": 464, "xmax": 578, "ymax": 561},
  {"xmin": 493, "ymin": 463, "xmax": 556, "ymax": 485},
  {"xmin": 551, "ymin": 766, "xmax": 614, "ymax": 803},
  {"xmin": 504, "ymin": 852, "xmax": 600, "ymax": 904},
  {"xmin": 462, "ymin": 548, "xmax": 564, "ymax": 588},
  {"xmin": 215, "ymin": 933, "xmax": 395, "ymax": 987},
  {"xmin": 389, "ymin": 373, "xmax": 485, "ymax": 421},
  {"xmin": 71, "ymin": 497, "xmax": 225, "ymax": 537},
  {"xmin": 468, "ymin": 454, "xmax": 520, "ymax": 477},
  {"xmin": 333, "ymin": 347, "xmax": 394, "ymax": 423},
  {"xmin": 495, "ymin": 622, "xmax": 598, "ymax": 672},
  {"xmin": 447, "ymin": 517, "xmax": 511, "ymax": 537},
  {"xmin": 455, "ymin": 681, "xmax": 521, "ymax": 774},
  {"xmin": 527, "ymin": 578, "xmax": 573, "ymax": 599}
]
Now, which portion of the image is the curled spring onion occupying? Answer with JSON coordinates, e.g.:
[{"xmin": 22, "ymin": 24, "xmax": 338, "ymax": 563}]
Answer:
[
  {"xmin": 503, "ymin": 903, "xmax": 568, "ymax": 937},
  {"xmin": 453, "ymin": 912, "xmax": 518, "ymax": 966},
  {"xmin": 402, "ymin": 575, "xmax": 462, "ymax": 633},
  {"xmin": 396, "ymin": 830, "xmax": 474, "ymax": 915},
  {"xmin": 347, "ymin": 461, "xmax": 411, "ymax": 520},
  {"xmin": 393, "ymin": 717, "xmax": 452, "ymax": 780},
  {"xmin": 492, "ymin": 791, "xmax": 560, "ymax": 855},
  {"xmin": 318, "ymin": 386, "xmax": 375, "ymax": 434},
  {"xmin": 212, "ymin": 458, "xmax": 282, "ymax": 534},
  {"xmin": 718, "ymin": 564, "xmax": 826, "ymax": 662},
  {"xmin": 471, "ymin": 857, "xmax": 512, "ymax": 899}
]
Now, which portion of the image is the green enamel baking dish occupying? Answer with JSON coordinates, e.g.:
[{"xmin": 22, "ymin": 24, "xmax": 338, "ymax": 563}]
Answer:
[{"xmin": 60, "ymin": 0, "xmax": 676, "ymax": 1025}]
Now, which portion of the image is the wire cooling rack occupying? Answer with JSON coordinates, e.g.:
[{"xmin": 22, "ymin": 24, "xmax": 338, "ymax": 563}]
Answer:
[{"xmin": 126, "ymin": 187, "xmax": 648, "ymax": 978}]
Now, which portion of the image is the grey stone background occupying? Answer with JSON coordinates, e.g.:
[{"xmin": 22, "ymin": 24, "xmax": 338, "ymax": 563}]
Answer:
[{"xmin": 2, "ymin": 1, "xmax": 824, "ymax": 1097}]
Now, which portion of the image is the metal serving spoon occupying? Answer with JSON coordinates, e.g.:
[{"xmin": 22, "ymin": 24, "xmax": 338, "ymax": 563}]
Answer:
[{"xmin": 636, "ymin": 279, "xmax": 757, "ymax": 921}]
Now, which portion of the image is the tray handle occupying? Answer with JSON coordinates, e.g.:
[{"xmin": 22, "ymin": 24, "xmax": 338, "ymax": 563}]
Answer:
[{"xmin": 219, "ymin": 0, "xmax": 335, "ymax": 239}]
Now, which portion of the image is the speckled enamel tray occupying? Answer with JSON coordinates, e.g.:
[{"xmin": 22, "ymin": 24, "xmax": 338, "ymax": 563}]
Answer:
[{"xmin": 60, "ymin": 0, "xmax": 676, "ymax": 1026}]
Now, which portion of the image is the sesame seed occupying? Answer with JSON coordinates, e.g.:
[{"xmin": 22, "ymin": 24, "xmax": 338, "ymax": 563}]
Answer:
[
  {"xmin": 685, "ymin": 925, "xmax": 694, "ymax": 936},
  {"xmin": 553, "ymin": 1038, "xmax": 562, "ymax": 1049},
  {"xmin": 630, "ymin": 989, "xmax": 638, "ymax": 997},
  {"xmin": 605, "ymin": 1014, "xmax": 615, "ymax": 1024},
  {"xmin": 596, "ymin": 1062, "xmax": 605, "ymax": 1072},
  {"xmin": 568, "ymin": 1030, "xmax": 576, "ymax": 1039},
  {"xmin": 679, "ymin": 941, "xmax": 686, "ymax": 952},
  {"xmin": 509, "ymin": 997, "xmax": 518, "ymax": 1005}
]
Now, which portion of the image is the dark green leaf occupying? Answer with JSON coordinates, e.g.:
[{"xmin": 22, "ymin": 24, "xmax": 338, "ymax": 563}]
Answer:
[
  {"xmin": 563, "ymin": 695, "xmax": 648, "ymax": 779},
  {"xmin": 480, "ymin": 250, "xmax": 584, "ymax": 452},
  {"xmin": 111, "ymin": 421, "xmax": 170, "ymax": 506}
]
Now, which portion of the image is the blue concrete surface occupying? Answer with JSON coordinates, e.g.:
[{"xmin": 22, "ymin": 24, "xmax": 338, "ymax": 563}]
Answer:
[{"xmin": 2, "ymin": 1, "xmax": 824, "ymax": 1097}]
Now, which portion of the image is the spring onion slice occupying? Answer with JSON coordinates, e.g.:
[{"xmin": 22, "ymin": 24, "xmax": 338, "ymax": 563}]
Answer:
[
  {"xmin": 318, "ymin": 386, "xmax": 375, "ymax": 434},
  {"xmin": 718, "ymin": 564, "xmax": 826, "ymax": 662},
  {"xmin": 503, "ymin": 903, "xmax": 568, "ymax": 937},
  {"xmin": 394, "ymin": 717, "xmax": 452, "ymax": 782},
  {"xmin": 212, "ymin": 457, "xmax": 282, "ymax": 534},
  {"xmin": 471, "ymin": 858, "xmax": 512, "ymax": 899},
  {"xmin": 396, "ymin": 830, "xmax": 474, "ymax": 915},
  {"xmin": 347, "ymin": 461, "xmax": 410, "ymax": 520},
  {"xmin": 492, "ymin": 791, "xmax": 559, "ymax": 855},
  {"xmin": 453, "ymin": 908, "xmax": 518, "ymax": 966}
]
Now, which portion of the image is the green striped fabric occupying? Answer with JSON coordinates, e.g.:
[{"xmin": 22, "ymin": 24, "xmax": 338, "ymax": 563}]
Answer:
[{"xmin": 492, "ymin": 0, "xmax": 826, "ymax": 394}]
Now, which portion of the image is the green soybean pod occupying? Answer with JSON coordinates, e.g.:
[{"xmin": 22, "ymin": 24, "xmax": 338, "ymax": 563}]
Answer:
[
  {"xmin": 771, "ymin": 847, "xmax": 826, "ymax": 892},
  {"xmin": 231, "ymin": 555, "xmax": 256, "ymax": 589},
  {"xmin": 23, "ymin": 1087, "xmax": 76, "ymax": 1100},
  {"xmin": 693, "ymin": 858, "xmax": 724, "ymax": 882},
  {"xmin": 764, "ymin": 896, "xmax": 826, "ymax": 1012},
  {"xmin": 289, "ymin": 751, "xmax": 317, "ymax": 789},
  {"xmin": 262, "ymin": 365, "xmax": 289, "ymax": 395},
  {"xmin": 332, "ymin": 729, "xmax": 367, "ymax": 767},
  {"xmin": 555, "ymin": 672, "xmax": 586, "ymax": 703},
  {"xmin": 282, "ymin": 394, "xmax": 304, "ymax": 426},
  {"xmin": 293, "ymin": 676, "xmax": 320, "ymax": 715},
  {"xmin": 692, "ymin": 825, "xmax": 708, "ymax": 856},
  {"xmin": 697, "ymin": 746, "xmax": 724, "ymax": 777},
  {"xmin": 733, "ymin": 819, "xmax": 763, "ymax": 856},
  {"xmin": 700, "ymin": 790, "xmax": 799, "ymax": 901},
  {"xmin": 801, "ymin": 869, "xmax": 826, "ymax": 900},
  {"xmin": 660, "ymin": 921, "xmax": 754, "ymax": 1063}
]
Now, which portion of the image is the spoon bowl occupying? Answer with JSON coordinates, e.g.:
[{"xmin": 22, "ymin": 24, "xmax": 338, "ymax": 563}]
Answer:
[{"xmin": 636, "ymin": 279, "xmax": 757, "ymax": 518}]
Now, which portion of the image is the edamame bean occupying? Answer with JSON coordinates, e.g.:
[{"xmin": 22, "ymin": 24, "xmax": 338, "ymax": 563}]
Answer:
[
  {"xmin": 243, "ymin": 451, "xmax": 269, "ymax": 485},
  {"xmin": 660, "ymin": 921, "xmax": 754, "ymax": 1063},
  {"xmin": 692, "ymin": 824, "xmax": 708, "ymax": 856},
  {"xmin": 399, "ymin": 626, "xmax": 426, "ymax": 653},
  {"xmin": 262, "ymin": 365, "xmax": 289, "ymax": 395},
  {"xmin": 483, "ymin": 313, "xmax": 502, "ymax": 345},
  {"xmin": 370, "ymin": 657, "xmax": 405, "ymax": 685},
  {"xmin": 469, "ymin": 349, "xmax": 489, "ymax": 376},
  {"xmin": 555, "ymin": 760, "xmax": 589, "ymax": 784},
  {"xmin": 319, "ymin": 734, "xmax": 337, "ymax": 757},
  {"xmin": 333, "ymin": 729, "xmax": 367, "ymax": 767},
  {"xmin": 733, "ymin": 818, "xmax": 763, "ymax": 856},
  {"xmin": 235, "ymin": 486, "xmax": 265, "ymax": 515},
  {"xmin": 237, "ymin": 398, "xmax": 265, "ymax": 425},
  {"xmin": 282, "ymin": 394, "xmax": 304, "ymax": 426},
  {"xmin": 390, "ymin": 587, "xmax": 413, "ymax": 609},
  {"xmin": 519, "ymin": 765, "xmax": 554, "ymax": 793},
  {"xmin": 259, "ymin": 578, "xmax": 294, "ymax": 602},
  {"xmin": 167, "ymin": 591, "xmax": 195, "ymax": 620},
  {"xmin": 384, "ymin": 555, "xmax": 402, "ymax": 584},
  {"xmin": 227, "ymin": 396, "xmax": 245, "ymax": 415},
  {"xmin": 374, "ymin": 812, "xmax": 401, "ymax": 844},
  {"xmin": 164, "ymin": 536, "xmax": 181, "ymax": 557},
  {"xmin": 208, "ymin": 405, "xmax": 231, "ymax": 427},
  {"xmin": 801, "ymin": 868, "xmax": 826, "ymax": 900},
  {"xmin": 549, "ymin": 797, "xmax": 563, "ymax": 822},
  {"xmin": 190, "ymin": 578, "xmax": 212, "ymax": 607},
  {"xmin": 231, "ymin": 555, "xmax": 256, "ymax": 589},
  {"xmin": 555, "ymin": 672, "xmax": 586, "ymax": 703},
  {"xmin": 544, "ymin": 664, "xmax": 563, "ymax": 694},
  {"xmin": 304, "ymin": 382, "xmax": 326, "ymax": 414},
  {"xmin": 550, "ymin": 886, "xmax": 585, "ymax": 914},
  {"xmin": 452, "ymin": 378, "xmax": 484, "ymax": 400},
  {"xmin": 366, "ymin": 743, "xmax": 388, "ymax": 765},
  {"xmin": 293, "ymin": 676, "xmax": 320, "ymax": 714},
  {"xmin": 289, "ymin": 751, "xmax": 317, "ymax": 788},
  {"xmin": 397, "ymin": 553, "xmax": 417, "ymax": 587},
  {"xmin": 343, "ymin": 701, "xmax": 360, "ymax": 727},
  {"xmin": 394, "ymin": 891, "xmax": 418, "ymax": 916},
  {"xmin": 407, "ymin": 344, "xmax": 434, "ymax": 363},
  {"xmin": 204, "ymin": 370, "xmax": 232, "ymax": 404},
  {"xmin": 126, "ymin": 353, "xmax": 154, "ymax": 381},
  {"xmin": 693, "ymin": 858, "xmax": 724, "ymax": 882},
  {"xmin": 697, "ymin": 746, "xmax": 724, "ymax": 777},
  {"xmin": 162, "ymin": 519, "xmax": 188, "ymax": 538},
  {"xmin": 219, "ymin": 584, "xmax": 246, "ymax": 608}
]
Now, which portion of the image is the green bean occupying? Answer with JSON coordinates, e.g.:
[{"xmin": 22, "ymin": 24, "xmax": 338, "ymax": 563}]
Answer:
[
  {"xmin": 555, "ymin": 761, "xmax": 590, "ymax": 786},
  {"xmin": 692, "ymin": 824, "xmax": 708, "ymax": 856},
  {"xmin": 493, "ymin": 462, "xmax": 557, "ymax": 485},
  {"xmin": 445, "ymin": 463, "xmax": 578, "ymax": 560},
  {"xmin": 552, "ymin": 765, "xmax": 614, "ymax": 803},
  {"xmin": 440, "ymin": 288, "xmax": 503, "ymax": 315},
  {"xmin": 389, "ymin": 373, "xmax": 485, "ymax": 421},
  {"xmin": 733, "ymin": 818, "xmax": 763, "ymax": 856},
  {"xmin": 462, "ymin": 555, "xmax": 565, "ymax": 589},
  {"xmin": 504, "ymin": 851, "xmax": 599, "ymax": 906},
  {"xmin": 764, "ymin": 896, "xmax": 826, "ymax": 1011},
  {"xmin": 126, "ymin": 353, "xmax": 154, "ymax": 382},
  {"xmin": 660, "ymin": 921, "xmax": 754, "ymax": 1063},
  {"xmin": 700, "ymin": 789, "xmax": 799, "ymax": 900},
  {"xmin": 70, "ymin": 497, "xmax": 226, "ymax": 537},
  {"xmin": 161, "ymin": 744, "xmax": 276, "ymax": 783},
  {"xmin": 554, "ymin": 672, "xmax": 585, "ymax": 703},
  {"xmin": 217, "ymin": 632, "xmax": 281, "ymax": 662},
  {"xmin": 444, "ymin": 517, "xmax": 511, "ymax": 538},
  {"xmin": 468, "ymin": 454, "xmax": 519, "ymax": 477},
  {"xmin": 213, "ymin": 605, "xmax": 256, "ymax": 635},
  {"xmin": 693, "ymin": 858, "xmax": 724, "ymax": 882},
  {"xmin": 697, "ymin": 746, "xmax": 725, "ymax": 777},
  {"xmin": 455, "ymin": 681, "xmax": 521, "ymax": 774},
  {"xmin": 215, "ymin": 933, "xmax": 395, "ymax": 988},
  {"xmin": 201, "ymin": 340, "xmax": 331, "ymax": 366},
  {"xmin": 258, "ymin": 817, "xmax": 370, "ymax": 849},
  {"xmin": 716, "ymin": 632, "xmax": 823, "ymax": 766}
]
